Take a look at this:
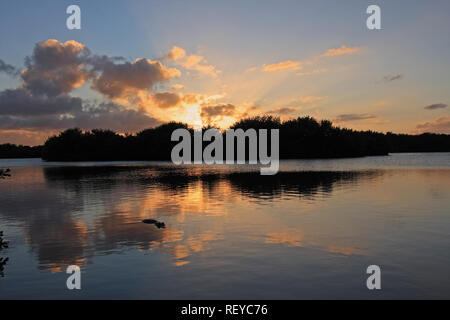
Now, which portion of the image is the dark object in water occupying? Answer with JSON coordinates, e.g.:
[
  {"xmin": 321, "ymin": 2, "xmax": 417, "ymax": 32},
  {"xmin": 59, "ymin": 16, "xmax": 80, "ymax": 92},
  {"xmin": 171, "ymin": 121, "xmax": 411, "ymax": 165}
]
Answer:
[
  {"xmin": 0, "ymin": 168, "xmax": 11, "ymax": 179},
  {"xmin": 142, "ymin": 219, "xmax": 166, "ymax": 229}
]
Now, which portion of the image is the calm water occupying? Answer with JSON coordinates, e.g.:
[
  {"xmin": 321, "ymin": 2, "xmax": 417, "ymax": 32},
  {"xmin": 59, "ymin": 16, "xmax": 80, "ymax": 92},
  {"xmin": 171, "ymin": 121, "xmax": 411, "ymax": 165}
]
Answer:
[{"xmin": 0, "ymin": 153, "xmax": 449, "ymax": 299}]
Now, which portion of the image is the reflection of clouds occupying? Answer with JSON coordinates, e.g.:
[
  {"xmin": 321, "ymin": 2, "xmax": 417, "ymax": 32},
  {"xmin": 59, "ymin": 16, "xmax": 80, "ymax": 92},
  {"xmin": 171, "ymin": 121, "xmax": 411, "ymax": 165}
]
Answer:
[
  {"xmin": 93, "ymin": 211, "xmax": 166, "ymax": 252},
  {"xmin": 0, "ymin": 167, "xmax": 92, "ymax": 272},
  {"xmin": 155, "ymin": 231, "xmax": 223, "ymax": 267},
  {"xmin": 327, "ymin": 245, "xmax": 364, "ymax": 257},
  {"xmin": 265, "ymin": 229, "xmax": 364, "ymax": 257},
  {"xmin": 0, "ymin": 165, "xmax": 375, "ymax": 272},
  {"xmin": 24, "ymin": 216, "xmax": 90, "ymax": 272},
  {"xmin": 265, "ymin": 229, "xmax": 304, "ymax": 247},
  {"xmin": 44, "ymin": 258, "xmax": 87, "ymax": 274}
]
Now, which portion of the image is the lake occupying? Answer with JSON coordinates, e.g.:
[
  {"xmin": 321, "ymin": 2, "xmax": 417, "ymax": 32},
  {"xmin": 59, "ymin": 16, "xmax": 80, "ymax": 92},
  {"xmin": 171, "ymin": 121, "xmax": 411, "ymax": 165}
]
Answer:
[{"xmin": 0, "ymin": 153, "xmax": 449, "ymax": 299}]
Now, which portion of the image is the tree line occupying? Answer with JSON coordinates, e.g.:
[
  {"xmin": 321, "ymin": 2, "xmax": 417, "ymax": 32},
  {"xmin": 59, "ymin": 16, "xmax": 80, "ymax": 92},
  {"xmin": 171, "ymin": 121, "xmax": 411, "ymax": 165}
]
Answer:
[
  {"xmin": 0, "ymin": 144, "xmax": 42, "ymax": 159},
  {"xmin": 1, "ymin": 116, "xmax": 449, "ymax": 161}
]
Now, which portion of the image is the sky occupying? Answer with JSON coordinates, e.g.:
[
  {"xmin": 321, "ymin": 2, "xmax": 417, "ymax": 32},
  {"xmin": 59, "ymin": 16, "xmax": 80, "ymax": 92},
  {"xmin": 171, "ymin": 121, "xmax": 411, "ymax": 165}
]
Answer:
[{"xmin": 0, "ymin": 0, "xmax": 449, "ymax": 145}]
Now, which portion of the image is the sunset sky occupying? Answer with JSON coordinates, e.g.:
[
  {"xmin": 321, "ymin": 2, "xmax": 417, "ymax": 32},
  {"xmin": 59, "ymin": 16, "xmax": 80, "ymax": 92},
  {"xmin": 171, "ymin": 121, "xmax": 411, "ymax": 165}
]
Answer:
[{"xmin": 0, "ymin": 0, "xmax": 449, "ymax": 145}]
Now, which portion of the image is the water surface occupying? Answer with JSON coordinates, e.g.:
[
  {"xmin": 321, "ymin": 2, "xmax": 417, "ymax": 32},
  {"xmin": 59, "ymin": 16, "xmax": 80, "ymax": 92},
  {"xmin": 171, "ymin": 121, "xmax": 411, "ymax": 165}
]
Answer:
[{"xmin": 0, "ymin": 153, "xmax": 449, "ymax": 299}]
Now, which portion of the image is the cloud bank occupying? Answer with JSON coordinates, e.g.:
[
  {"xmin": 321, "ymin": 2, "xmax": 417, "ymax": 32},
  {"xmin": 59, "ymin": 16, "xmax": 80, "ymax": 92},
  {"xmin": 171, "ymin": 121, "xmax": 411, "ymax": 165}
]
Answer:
[
  {"xmin": 416, "ymin": 115, "xmax": 450, "ymax": 134},
  {"xmin": 0, "ymin": 39, "xmax": 184, "ymax": 144}
]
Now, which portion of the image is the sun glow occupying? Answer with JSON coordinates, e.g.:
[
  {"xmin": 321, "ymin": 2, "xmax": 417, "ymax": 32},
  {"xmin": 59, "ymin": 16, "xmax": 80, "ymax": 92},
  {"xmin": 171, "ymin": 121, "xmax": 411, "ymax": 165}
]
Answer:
[{"xmin": 183, "ymin": 104, "xmax": 203, "ymax": 129}]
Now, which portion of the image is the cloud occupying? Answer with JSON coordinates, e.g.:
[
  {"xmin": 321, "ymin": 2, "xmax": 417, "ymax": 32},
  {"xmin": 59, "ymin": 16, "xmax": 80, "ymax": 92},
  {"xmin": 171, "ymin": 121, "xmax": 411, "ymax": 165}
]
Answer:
[
  {"xmin": 263, "ymin": 60, "xmax": 301, "ymax": 72},
  {"xmin": 334, "ymin": 113, "xmax": 378, "ymax": 123},
  {"xmin": 0, "ymin": 59, "xmax": 19, "ymax": 76},
  {"xmin": 181, "ymin": 93, "xmax": 224, "ymax": 105},
  {"xmin": 147, "ymin": 92, "xmax": 182, "ymax": 109},
  {"xmin": 18, "ymin": 39, "xmax": 181, "ymax": 104},
  {"xmin": 0, "ymin": 101, "xmax": 160, "ymax": 132},
  {"xmin": 260, "ymin": 45, "xmax": 361, "ymax": 74},
  {"xmin": 163, "ymin": 46, "xmax": 186, "ymax": 61},
  {"xmin": 415, "ymin": 115, "xmax": 450, "ymax": 134},
  {"xmin": 201, "ymin": 104, "xmax": 236, "ymax": 123},
  {"xmin": 172, "ymin": 84, "xmax": 184, "ymax": 90},
  {"xmin": 382, "ymin": 74, "xmax": 403, "ymax": 82},
  {"xmin": 296, "ymin": 68, "xmax": 328, "ymax": 76},
  {"xmin": 238, "ymin": 105, "xmax": 262, "ymax": 119},
  {"xmin": 138, "ymin": 92, "xmax": 223, "ymax": 113},
  {"xmin": 424, "ymin": 103, "xmax": 447, "ymax": 110},
  {"xmin": 90, "ymin": 58, "xmax": 180, "ymax": 101},
  {"xmin": 266, "ymin": 106, "xmax": 300, "ymax": 116},
  {"xmin": 244, "ymin": 66, "xmax": 259, "ymax": 73},
  {"xmin": 75, "ymin": 102, "xmax": 161, "ymax": 132},
  {"xmin": 1, "ymin": 40, "xmax": 164, "ymax": 133},
  {"xmin": 0, "ymin": 39, "xmax": 195, "ymax": 144},
  {"xmin": 21, "ymin": 39, "xmax": 91, "ymax": 97},
  {"xmin": 296, "ymin": 96, "xmax": 326, "ymax": 104},
  {"xmin": 0, "ymin": 88, "xmax": 82, "ymax": 116},
  {"xmin": 162, "ymin": 46, "xmax": 221, "ymax": 78},
  {"xmin": 264, "ymin": 97, "xmax": 325, "ymax": 118},
  {"xmin": 320, "ymin": 45, "xmax": 361, "ymax": 57},
  {"xmin": 279, "ymin": 96, "xmax": 326, "ymax": 110},
  {"xmin": 0, "ymin": 39, "xmax": 235, "ymax": 144},
  {"xmin": 182, "ymin": 55, "xmax": 220, "ymax": 77}
]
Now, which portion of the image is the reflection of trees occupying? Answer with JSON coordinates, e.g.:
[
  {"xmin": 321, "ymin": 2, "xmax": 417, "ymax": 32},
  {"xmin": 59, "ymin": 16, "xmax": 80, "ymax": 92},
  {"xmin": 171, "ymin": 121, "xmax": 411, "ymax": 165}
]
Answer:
[
  {"xmin": 0, "ymin": 257, "xmax": 8, "ymax": 278},
  {"xmin": 0, "ymin": 231, "xmax": 8, "ymax": 278},
  {"xmin": 0, "ymin": 165, "xmax": 380, "ymax": 271},
  {"xmin": 0, "ymin": 231, "xmax": 7, "ymax": 249},
  {"xmin": 43, "ymin": 166, "xmax": 378, "ymax": 200}
]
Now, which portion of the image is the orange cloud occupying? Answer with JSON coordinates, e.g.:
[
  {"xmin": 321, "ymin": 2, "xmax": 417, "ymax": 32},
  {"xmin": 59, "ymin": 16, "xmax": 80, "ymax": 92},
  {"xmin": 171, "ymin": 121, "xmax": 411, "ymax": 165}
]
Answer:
[
  {"xmin": 263, "ymin": 60, "xmax": 302, "ymax": 72},
  {"xmin": 172, "ymin": 84, "xmax": 184, "ymax": 90},
  {"xmin": 297, "ymin": 96, "xmax": 326, "ymax": 104},
  {"xmin": 261, "ymin": 45, "xmax": 361, "ymax": 74},
  {"xmin": 320, "ymin": 45, "xmax": 361, "ymax": 57},
  {"xmin": 182, "ymin": 55, "xmax": 220, "ymax": 77},
  {"xmin": 163, "ymin": 46, "xmax": 186, "ymax": 61},
  {"xmin": 201, "ymin": 103, "xmax": 236, "ymax": 125},
  {"xmin": 162, "ymin": 46, "xmax": 221, "ymax": 77},
  {"xmin": 21, "ymin": 39, "xmax": 91, "ymax": 97}
]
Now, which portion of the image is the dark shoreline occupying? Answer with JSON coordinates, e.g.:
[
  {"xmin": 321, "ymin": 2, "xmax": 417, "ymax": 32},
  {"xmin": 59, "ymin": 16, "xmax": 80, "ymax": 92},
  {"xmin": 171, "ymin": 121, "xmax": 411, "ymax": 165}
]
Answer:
[{"xmin": 2, "ymin": 116, "xmax": 450, "ymax": 161}]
